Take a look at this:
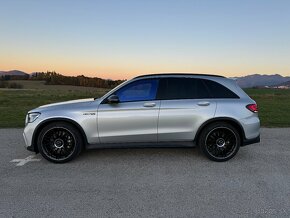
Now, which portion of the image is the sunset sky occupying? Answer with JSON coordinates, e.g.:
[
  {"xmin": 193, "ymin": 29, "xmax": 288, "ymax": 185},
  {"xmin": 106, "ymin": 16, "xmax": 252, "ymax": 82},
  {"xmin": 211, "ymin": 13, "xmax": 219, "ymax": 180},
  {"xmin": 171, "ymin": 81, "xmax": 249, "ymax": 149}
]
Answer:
[{"xmin": 1, "ymin": 0, "xmax": 290, "ymax": 80}]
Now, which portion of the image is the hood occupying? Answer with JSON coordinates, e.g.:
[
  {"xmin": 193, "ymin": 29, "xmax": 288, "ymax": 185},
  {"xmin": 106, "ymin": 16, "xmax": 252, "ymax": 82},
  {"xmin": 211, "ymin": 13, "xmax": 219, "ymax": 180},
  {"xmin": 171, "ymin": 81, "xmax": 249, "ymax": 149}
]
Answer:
[{"xmin": 39, "ymin": 98, "xmax": 95, "ymax": 108}]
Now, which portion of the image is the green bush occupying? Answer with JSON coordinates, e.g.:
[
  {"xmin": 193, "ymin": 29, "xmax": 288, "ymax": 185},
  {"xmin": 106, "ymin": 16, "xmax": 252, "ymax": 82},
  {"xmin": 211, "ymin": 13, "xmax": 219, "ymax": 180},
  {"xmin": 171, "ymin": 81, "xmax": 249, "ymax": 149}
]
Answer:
[
  {"xmin": 0, "ymin": 81, "xmax": 8, "ymax": 88},
  {"xmin": 8, "ymin": 82, "xmax": 23, "ymax": 89}
]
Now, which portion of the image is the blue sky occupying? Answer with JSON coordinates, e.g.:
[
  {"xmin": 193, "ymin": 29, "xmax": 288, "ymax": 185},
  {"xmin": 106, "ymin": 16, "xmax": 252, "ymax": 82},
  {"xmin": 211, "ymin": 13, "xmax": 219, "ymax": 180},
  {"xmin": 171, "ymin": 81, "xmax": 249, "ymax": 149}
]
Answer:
[{"xmin": 1, "ymin": 0, "xmax": 290, "ymax": 79}]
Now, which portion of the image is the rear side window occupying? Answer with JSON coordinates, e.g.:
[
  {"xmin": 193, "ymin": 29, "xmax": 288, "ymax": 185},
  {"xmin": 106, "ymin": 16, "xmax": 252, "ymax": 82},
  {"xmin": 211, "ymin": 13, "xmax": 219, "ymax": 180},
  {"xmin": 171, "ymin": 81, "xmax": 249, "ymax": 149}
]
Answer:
[
  {"xmin": 157, "ymin": 78, "xmax": 211, "ymax": 100},
  {"xmin": 116, "ymin": 79, "xmax": 159, "ymax": 102},
  {"xmin": 203, "ymin": 79, "xmax": 239, "ymax": 99}
]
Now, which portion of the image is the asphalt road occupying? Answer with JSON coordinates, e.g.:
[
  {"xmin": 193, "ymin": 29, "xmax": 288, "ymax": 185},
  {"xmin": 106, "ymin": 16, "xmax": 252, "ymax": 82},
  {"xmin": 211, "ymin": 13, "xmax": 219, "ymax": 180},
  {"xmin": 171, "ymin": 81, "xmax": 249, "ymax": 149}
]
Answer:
[{"xmin": 0, "ymin": 128, "xmax": 290, "ymax": 218}]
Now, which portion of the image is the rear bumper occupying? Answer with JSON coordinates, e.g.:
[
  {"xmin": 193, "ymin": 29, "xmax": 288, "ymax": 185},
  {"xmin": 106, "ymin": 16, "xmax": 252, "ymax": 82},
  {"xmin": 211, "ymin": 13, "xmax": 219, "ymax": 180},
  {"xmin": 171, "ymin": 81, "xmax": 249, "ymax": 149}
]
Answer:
[{"xmin": 242, "ymin": 134, "xmax": 260, "ymax": 146}]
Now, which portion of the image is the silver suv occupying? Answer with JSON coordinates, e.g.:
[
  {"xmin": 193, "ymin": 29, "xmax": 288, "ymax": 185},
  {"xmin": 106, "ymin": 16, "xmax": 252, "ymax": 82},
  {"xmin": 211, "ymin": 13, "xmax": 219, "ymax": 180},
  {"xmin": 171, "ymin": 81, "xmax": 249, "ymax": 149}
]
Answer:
[{"xmin": 23, "ymin": 74, "xmax": 260, "ymax": 163}]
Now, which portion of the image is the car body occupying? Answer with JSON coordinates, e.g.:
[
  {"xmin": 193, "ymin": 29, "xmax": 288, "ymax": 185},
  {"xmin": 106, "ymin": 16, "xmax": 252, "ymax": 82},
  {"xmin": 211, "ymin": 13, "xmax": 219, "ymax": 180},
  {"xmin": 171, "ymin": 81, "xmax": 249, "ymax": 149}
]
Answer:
[{"xmin": 23, "ymin": 74, "xmax": 260, "ymax": 163}]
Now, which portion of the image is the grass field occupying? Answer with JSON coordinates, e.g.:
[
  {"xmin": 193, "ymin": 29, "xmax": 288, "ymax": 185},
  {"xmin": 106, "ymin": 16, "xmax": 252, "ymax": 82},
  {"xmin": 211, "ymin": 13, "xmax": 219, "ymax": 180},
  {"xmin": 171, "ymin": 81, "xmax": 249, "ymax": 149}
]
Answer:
[
  {"xmin": 0, "ymin": 81, "xmax": 109, "ymax": 128},
  {"xmin": 245, "ymin": 88, "xmax": 290, "ymax": 127},
  {"xmin": 0, "ymin": 80, "xmax": 290, "ymax": 128}
]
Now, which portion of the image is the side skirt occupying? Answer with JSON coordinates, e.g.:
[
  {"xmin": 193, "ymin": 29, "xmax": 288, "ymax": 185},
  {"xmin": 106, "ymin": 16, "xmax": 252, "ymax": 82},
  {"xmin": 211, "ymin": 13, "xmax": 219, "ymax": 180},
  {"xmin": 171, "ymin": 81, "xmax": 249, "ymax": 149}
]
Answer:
[{"xmin": 86, "ymin": 141, "xmax": 196, "ymax": 150}]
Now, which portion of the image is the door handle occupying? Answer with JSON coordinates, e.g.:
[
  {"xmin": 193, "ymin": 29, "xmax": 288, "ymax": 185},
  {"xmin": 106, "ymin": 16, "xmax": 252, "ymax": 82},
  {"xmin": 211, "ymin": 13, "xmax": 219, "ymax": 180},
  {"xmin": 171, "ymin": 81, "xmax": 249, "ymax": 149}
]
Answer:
[
  {"xmin": 197, "ymin": 101, "xmax": 210, "ymax": 106},
  {"xmin": 143, "ymin": 102, "xmax": 156, "ymax": 107}
]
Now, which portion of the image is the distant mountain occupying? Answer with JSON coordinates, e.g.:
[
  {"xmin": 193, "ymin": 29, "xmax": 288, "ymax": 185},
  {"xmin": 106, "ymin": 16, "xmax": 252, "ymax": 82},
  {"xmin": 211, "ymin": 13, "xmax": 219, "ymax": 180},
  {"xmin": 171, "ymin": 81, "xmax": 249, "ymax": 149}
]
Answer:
[
  {"xmin": 0, "ymin": 70, "xmax": 29, "ymax": 76},
  {"xmin": 274, "ymin": 80, "xmax": 290, "ymax": 87},
  {"xmin": 235, "ymin": 74, "xmax": 290, "ymax": 88}
]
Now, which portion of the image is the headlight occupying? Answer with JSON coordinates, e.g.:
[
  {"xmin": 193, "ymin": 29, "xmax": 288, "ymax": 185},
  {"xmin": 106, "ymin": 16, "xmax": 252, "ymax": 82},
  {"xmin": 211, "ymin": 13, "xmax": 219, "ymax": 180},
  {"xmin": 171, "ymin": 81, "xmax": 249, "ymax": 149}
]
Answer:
[{"xmin": 25, "ymin": 112, "xmax": 41, "ymax": 125}]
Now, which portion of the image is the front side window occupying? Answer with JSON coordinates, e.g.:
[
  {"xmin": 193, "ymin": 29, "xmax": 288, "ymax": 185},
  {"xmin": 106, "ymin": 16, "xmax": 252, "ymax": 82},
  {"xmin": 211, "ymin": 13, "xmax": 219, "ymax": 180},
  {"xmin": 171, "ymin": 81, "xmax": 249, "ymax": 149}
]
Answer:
[{"xmin": 115, "ymin": 79, "xmax": 159, "ymax": 102}]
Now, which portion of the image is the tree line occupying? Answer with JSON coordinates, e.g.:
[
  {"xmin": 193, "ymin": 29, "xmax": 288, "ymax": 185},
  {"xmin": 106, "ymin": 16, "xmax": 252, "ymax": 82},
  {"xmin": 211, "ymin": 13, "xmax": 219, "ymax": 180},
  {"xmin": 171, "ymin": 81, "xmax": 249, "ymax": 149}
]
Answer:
[{"xmin": 1, "ymin": 71, "xmax": 125, "ymax": 89}]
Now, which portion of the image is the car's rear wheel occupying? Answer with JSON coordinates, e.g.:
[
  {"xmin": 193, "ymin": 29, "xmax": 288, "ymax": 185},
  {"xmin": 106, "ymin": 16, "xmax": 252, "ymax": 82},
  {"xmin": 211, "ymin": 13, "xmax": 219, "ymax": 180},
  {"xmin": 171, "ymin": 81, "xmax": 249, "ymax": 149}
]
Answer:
[
  {"xmin": 37, "ymin": 122, "xmax": 83, "ymax": 163},
  {"xmin": 198, "ymin": 122, "xmax": 241, "ymax": 162}
]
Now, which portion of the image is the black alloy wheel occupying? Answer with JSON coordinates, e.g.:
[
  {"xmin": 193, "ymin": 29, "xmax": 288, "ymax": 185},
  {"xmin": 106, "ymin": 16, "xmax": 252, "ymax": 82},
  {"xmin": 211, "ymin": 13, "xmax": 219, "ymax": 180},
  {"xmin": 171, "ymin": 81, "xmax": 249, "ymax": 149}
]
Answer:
[
  {"xmin": 199, "ymin": 122, "xmax": 241, "ymax": 162},
  {"xmin": 37, "ymin": 122, "xmax": 83, "ymax": 163}
]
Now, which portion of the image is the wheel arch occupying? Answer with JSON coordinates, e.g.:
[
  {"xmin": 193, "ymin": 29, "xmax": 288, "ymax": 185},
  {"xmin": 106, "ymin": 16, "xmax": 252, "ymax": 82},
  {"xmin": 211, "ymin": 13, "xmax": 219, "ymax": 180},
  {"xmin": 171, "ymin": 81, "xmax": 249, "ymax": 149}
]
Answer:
[
  {"xmin": 32, "ymin": 118, "xmax": 88, "ymax": 153},
  {"xmin": 194, "ymin": 117, "xmax": 245, "ymax": 145}
]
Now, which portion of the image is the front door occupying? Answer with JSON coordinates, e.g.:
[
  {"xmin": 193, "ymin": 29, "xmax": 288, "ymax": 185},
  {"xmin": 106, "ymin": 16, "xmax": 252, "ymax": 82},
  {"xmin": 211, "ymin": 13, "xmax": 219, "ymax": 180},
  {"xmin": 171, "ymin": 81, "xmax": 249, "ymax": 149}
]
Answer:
[{"xmin": 97, "ymin": 79, "xmax": 160, "ymax": 143}]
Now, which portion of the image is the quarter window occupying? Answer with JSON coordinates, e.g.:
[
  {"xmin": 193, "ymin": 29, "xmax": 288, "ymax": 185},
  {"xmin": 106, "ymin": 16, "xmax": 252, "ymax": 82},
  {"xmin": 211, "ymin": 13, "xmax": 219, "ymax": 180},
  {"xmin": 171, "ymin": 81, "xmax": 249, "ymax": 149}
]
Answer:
[
  {"xmin": 115, "ymin": 79, "xmax": 159, "ymax": 102},
  {"xmin": 203, "ymin": 79, "xmax": 239, "ymax": 98}
]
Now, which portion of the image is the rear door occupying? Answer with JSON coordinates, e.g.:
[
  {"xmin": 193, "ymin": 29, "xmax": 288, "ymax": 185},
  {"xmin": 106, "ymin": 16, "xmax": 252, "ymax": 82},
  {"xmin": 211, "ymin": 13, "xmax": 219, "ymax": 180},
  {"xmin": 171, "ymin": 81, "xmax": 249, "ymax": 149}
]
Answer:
[{"xmin": 157, "ymin": 77, "xmax": 217, "ymax": 142}]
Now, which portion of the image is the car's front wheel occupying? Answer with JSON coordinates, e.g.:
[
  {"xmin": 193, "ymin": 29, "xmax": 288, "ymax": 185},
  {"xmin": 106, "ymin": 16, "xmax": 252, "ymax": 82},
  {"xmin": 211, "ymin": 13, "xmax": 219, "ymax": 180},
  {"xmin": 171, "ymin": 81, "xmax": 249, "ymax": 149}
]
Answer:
[
  {"xmin": 198, "ymin": 122, "xmax": 241, "ymax": 162},
  {"xmin": 37, "ymin": 122, "xmax": 83, "ymax": 163}
]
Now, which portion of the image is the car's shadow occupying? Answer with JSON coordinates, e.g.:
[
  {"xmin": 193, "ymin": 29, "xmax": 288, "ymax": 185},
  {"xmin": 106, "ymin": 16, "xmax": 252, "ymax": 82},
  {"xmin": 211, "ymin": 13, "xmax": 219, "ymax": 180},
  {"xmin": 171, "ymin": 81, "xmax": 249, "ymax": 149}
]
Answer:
[
  {"xmin": 76, "ymin": 145, "xmax": 255, "ymax": 164},
  {"xmin": 79, "ymin": 146, "xmax": 205, "ymax": 161}
]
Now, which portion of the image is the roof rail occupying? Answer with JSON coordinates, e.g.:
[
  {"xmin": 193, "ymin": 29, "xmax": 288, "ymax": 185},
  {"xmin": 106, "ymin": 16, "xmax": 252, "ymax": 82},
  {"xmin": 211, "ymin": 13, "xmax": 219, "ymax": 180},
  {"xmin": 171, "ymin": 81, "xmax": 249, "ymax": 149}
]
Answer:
[{"xmin": 134, "ymin": 73, "xmax": 225, "ymax": 79}]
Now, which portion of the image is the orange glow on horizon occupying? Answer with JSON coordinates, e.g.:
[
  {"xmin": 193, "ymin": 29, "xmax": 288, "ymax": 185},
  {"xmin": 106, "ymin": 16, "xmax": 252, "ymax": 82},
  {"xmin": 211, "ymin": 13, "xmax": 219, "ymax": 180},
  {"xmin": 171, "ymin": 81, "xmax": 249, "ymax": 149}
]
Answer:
[
  {"xmin": 1, "ymin": 64, "xmax": 290, "ymax": 80},
  {"xmin": 1, "ymin": 54, "xmax": 290, "ymax": 80}
]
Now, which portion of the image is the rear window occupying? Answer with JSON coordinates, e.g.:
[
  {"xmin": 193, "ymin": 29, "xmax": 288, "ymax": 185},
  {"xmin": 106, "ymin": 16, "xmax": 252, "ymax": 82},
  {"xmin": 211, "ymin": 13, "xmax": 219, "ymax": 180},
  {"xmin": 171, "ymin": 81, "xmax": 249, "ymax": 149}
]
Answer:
[
  {"xmin": 157, "ymin": 78, "xmax": 211, "ymax": 100},
  {"xmin": 157, "ymin": 77, "xmax": 239, "ymax": 100}
]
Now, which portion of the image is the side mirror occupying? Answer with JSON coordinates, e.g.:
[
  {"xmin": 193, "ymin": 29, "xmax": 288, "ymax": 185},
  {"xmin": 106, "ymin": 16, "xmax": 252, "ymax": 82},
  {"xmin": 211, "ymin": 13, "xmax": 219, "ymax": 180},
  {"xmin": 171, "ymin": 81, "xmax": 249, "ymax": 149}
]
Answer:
[{"xmin": 107, "ymin": 95, "xmax": 120, "ymax": 104}]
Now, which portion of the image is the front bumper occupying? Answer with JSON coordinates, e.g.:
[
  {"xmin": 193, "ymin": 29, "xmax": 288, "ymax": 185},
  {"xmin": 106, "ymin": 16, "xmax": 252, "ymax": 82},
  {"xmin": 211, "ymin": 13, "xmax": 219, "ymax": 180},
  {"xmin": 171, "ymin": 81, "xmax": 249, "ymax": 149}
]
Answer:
[
  {"xmin": 23, "ymin": 131, "xmax": 35, "ymax": 151},
  {"xmin": 23, "ymin": 122, "xmax": 38, "ymax": 152}
]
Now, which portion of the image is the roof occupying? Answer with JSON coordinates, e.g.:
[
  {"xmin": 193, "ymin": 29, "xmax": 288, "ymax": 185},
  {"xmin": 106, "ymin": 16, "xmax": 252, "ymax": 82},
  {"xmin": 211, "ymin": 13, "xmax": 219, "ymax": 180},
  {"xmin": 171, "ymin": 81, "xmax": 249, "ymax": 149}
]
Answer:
[{"xmin": 134, "ymin": 73, "xmax": 225, "ymax": 79}]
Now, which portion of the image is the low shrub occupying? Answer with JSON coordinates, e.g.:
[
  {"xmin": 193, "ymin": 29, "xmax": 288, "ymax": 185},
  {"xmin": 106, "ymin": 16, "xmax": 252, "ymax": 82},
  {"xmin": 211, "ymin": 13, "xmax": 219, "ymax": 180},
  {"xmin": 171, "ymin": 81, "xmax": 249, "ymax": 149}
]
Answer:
[{"xmin": 0, "ymin": 81, "xmax": 23, "ymax": 89}]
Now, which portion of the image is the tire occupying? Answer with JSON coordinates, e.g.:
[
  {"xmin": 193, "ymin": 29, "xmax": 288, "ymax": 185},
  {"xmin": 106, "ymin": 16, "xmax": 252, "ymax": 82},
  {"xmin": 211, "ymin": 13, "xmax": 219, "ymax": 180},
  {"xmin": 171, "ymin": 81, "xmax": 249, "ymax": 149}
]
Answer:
[
  {"xmin": 37, "ymin": 122, "xmax": 83, "ymax": 163},
  {"xmin": 198, "ymin": 122, "xmax": 241, "ymax": 162}
]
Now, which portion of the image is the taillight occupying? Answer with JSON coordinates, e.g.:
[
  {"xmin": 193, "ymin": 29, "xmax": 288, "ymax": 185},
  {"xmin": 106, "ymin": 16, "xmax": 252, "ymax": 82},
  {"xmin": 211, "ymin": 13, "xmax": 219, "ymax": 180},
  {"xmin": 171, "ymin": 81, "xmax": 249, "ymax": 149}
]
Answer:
[{"xmin": 246, "ymin": 104, "xmax": 258, "ymax": 113}]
